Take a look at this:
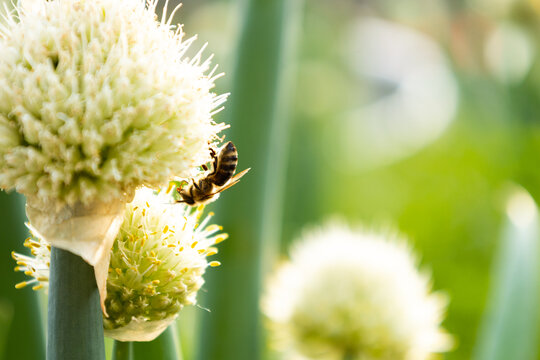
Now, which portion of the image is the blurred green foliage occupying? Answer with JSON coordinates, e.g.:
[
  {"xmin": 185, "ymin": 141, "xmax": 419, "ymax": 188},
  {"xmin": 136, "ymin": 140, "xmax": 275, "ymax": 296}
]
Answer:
[
  {"xmin": 0, "ymin": 299, "xmax": 13, "ymax": 360},
  {"xmin": 195, "ymin": 0, "xmax": 301, "ymax": 358},
  {"xmin": 0, "ymin": 192, "xmax": 45, "ymax": 360},
  {"xmin": 183, "ymin": 0, "xmax": 540, "ymax": 359},
  {"xmin": 473, "ymin": 189, "xmax": 539, "ymax": 360}
]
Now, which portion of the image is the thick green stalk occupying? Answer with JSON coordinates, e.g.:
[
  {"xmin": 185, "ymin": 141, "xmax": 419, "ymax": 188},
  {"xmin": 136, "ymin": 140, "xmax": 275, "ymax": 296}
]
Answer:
[
  {"xmin": 0, "ymin": 192, "xmax": 45, "ymax": 360},
  {"xmin": 473, "ymin": 189, "xmax": 540, "ymax": 360},
  {"xmin": 196, "ymin": 0, "xmax": 302, "ymax": 359},
  {"xmin": 112, "ymin": 341, "xmax": 133, "ymax": 360},
  {"xmin": 132, "ymin": 325, "xmax": 181, "ymax": 360},
  {"xmin": 47, "ymin": 247, "xmax": 105, "ymax": 360}
]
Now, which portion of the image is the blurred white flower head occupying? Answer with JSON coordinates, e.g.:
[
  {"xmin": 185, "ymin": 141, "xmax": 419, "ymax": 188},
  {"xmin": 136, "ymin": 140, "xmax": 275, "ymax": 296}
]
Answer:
[
  {"xmin": 0, "ymin": 0, "xmax": 227, "ymax": 208},
  {"xmin": 13, "ymin": 187, "xmax": 227, "ymax": 341},
  {"xmin": 262, "ymin": 222, "xmax": 452, "ymax": 360},
  {"xmin": 339, "ymin": 18, "xmax": 457, "ymax": 170}
]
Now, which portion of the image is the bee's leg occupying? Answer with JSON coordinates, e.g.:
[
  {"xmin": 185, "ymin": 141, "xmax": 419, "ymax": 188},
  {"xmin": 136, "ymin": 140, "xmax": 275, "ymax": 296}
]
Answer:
[
  {"xmin": 192, "ymin": 179, "xmax": 201, "ymax": 191},
  {"xmin": 190, "ymin": 183, "xmax": 196, "ymax": 201},
  {"xmin": 202, "ymin": 164, "xmax": 209, "ymax": 171},
  {"xmin": 208, "ymin": 148, "xmax": 218, "ymax": 176},
  {"xmin": 175, "ymin": 187, "xmax": 187, "ymax": 203}
]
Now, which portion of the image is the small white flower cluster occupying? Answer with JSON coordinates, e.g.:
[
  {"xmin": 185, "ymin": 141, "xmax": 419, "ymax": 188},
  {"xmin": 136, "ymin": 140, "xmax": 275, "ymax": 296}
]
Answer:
[
  {"xmin": 0, "ymin": 0, "xmax": 227, "ymax": 208},
  {"xmin": 14, "ymin": 187, "xmax": 227, "ymax": 341},
  {"xmin": 104, "ymin": 188, "xmax": 226, "ymax": 340},
  {"xmin": 262, "ymin": 223, "xmax": 452, "ymax": 360},
  {"xmin": 12, "ymin": 237, "xmax": 51, "ymax": 291}
]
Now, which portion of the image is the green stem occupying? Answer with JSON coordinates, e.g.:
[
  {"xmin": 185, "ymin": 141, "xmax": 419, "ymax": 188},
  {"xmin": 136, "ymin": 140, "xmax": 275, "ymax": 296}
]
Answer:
[
  {"xmin": 112, "ymin": 341, "xmax": 133, "ymax": 360},
  {"xmin": 472, "ymin": 190, "xmax": 540, "ymax": 360},
  {"xmin": 47, "ymin": 247, "xmax": 105, "ymax": 360},
  {"xmin": 196, "ymin": 0, "xmax": 303, "ymax": 359},
  {"xmin": 132, "ymin": 324, "xmax": 181, "ymax": 360}
]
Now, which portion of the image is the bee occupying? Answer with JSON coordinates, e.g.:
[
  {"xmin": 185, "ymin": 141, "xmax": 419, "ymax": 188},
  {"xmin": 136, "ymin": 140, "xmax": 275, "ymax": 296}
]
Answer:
[{"xmin": 176, "ymin": 141, "xmax": 250, "ymax": 206}]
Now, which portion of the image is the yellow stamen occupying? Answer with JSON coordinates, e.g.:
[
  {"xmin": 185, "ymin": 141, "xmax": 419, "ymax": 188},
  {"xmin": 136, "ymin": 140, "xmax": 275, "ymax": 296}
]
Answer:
[
  {"xmin": 15, "ymin": 281, "xmax": 27, "ymax": 289},
  {"xmin": 214, "ymin": 234, "xmax": 229, "ymax": 244},
  {"xmin": 209, "ymin": 261, "xmax": 221, "ymax": 267},
  {"xmin": 206, "ymin": 249, "xmax": 218, "ymax": 256},
  {"xmin": 206, "ymin": 224, "xmax": 221, "ymax": 232},
  {"xmin": 183, "ymin": 217, "xmax": 188, "ymax": 231}
]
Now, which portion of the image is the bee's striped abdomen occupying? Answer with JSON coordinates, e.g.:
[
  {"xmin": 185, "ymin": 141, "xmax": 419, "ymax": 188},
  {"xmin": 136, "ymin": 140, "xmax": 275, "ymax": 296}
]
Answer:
[{"xmin": 213, "ymin": 142, "xmax": 238, "ymax": 186}]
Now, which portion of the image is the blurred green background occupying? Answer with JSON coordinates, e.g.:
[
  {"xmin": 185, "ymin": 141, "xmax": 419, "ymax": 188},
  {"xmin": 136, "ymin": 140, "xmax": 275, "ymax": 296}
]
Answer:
[
  {"xmin": 3, "ymin": 0, "xmax": 540, "ymax": 359},
  {"xmin": 182, "ymin": 0, "xmax": 540, "ymax": 359}
]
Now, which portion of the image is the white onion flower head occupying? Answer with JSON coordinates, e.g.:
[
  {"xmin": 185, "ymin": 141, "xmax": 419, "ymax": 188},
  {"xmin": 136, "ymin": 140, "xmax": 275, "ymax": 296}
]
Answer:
[
  {"xmin": 13, "ymin": 187, "xmax": 227, "ymax": 341},
  {"xmin": 0, "ymin": 0, "xmax": 227, "ymax": 207},
  {"xmin": 0, "ymin": 0, "xmax": 227, "ymax": 296},
  {"xmin": 262, "ymin": 223, "xmax": 452, "ymax": 360}
]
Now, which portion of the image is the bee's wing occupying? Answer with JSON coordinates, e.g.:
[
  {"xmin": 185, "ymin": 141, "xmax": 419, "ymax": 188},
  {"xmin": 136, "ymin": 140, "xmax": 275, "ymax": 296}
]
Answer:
[
  {"xmin": 230, "ymin": 168, "xmax": 251, "ymax": 182},
  {"xmin": 211, "ymin": 168, "xmax": 251, "ymax": 195}
]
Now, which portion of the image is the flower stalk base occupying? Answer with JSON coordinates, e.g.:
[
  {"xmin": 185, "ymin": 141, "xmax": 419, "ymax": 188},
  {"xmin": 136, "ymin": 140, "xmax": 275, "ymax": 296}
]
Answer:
[
  {"xmin": 112, "ymin": 341, "xmax": 133, "ymax": 360},
  {"xmin": 47, "ymin": 247, "xmax": 105, "ymax": 360},
  {"xmin": 132, "ymin": 325, "xmax": 182, "ymax": 360}
]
